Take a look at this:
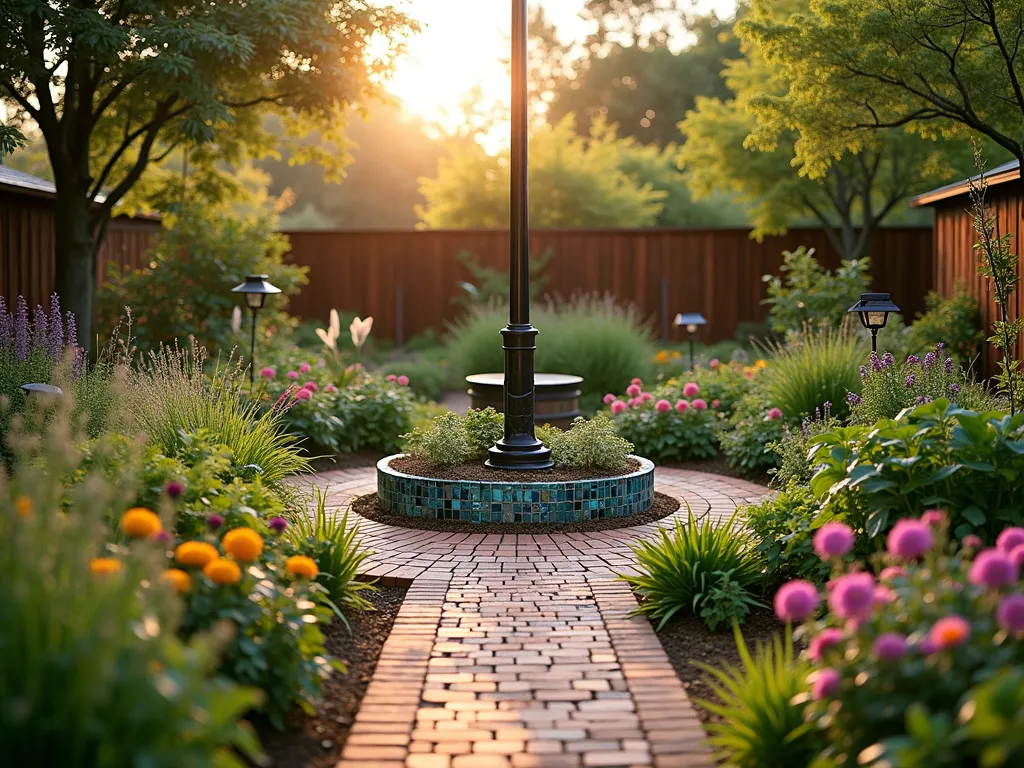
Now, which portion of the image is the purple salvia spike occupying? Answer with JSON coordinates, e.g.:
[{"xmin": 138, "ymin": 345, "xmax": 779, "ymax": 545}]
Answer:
[
  {"xmin": 14, "ymin": 296, "xmax": 29, "ymax": 360},
  {"xmin": 65, "ymin": 310, "xmax": 83, "ymax": 379},
  {"xmin": 0, "ymin": 297, "xmax": 10, "ymax": 350},
  {"xmin": 31, "ymin": 304, "xmax": 47, "ymax": 353},
  {"xmin": 47, "ymin": 293, "xmax": 63, "ymax": 362}
]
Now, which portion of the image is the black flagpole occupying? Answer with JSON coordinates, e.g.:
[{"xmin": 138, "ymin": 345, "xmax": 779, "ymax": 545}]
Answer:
[{"xmin": 486, "ymin": 0, "xmax": 552, "ymax": 470}]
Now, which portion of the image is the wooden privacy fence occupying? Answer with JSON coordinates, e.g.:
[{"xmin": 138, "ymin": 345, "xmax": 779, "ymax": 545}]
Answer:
[{"xmin": 282, "ymin": 227, "xmax": 934, "ymax": 344}]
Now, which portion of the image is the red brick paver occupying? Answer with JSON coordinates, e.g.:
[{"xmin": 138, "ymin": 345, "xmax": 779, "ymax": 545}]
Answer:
[{"xmin": 297, "ymin": 467, "xmax": 766, "ymax": 768}]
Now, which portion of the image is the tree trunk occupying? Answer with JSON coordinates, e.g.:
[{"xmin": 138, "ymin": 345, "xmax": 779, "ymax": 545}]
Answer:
[{"xmin": 53, "ymin": 185, "xmax": 97, "ymax": 354}]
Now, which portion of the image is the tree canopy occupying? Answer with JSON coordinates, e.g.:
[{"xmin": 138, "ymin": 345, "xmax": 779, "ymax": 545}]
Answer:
[{"xmin": 0, "ymin": 0, "xmax": 411, "ymax": 345}]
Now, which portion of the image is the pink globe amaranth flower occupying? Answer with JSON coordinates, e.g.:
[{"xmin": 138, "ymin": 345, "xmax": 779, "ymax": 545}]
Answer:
[
  {"xmin": 880, "ymin": 566, "xmax": 906, "ymax": 582},
  {"xmin": 829, "ymin": 572, "xmax": 876, "ymax": 620},
  {"xmin": 962, "ymin": 534, "xmax": 983, "ymax": 552},
  {"xmin": 207, "ymin": 513, "xmax": 225, "ymax": 530},
  {"xmin": 767, "ymin": 407, "xmax": 784, "ymax": 421},
  {"xmin": 286, "ymin": 370, "xmax": 300, "ymax": 380},
  {"xmin": 628, "ymin": 398, "xmax": 640, "ymax": 408},
  {"xmin": 968, "ymin": 549, "xmax": 1019, "ymax": 589},
  {"xmin": 873, "ymin": 585, "xmax": 897, "ymax": 606},
  {"xmin": 386, "ymin": 374, "xmax": 397, "ymax": 382},
  {"xmin": 259, "ymin": 367, "xmax": 276, "ymax": 379},
  {"xmin": 675, "ymin": 399, "xmax": 689, "ymax": 412},
  {"xmin": 996, "ymin": 527, "xmax": 1024, "ymax": 554},
  {"xmin": 610, "ymin": 400, "xmax": 627, "ymax": 415},
  {"xmin": 887, "ymin": 519, "xmax": 934, "ymax": 560},
  {"xmin": 692, "ymin": 398, "xmax": 708, "ymax": 411},
  {"xmin": 774, "ymin": 580, "xmax": 820, "ymax": 622},
  {"xmin": 997, "ymin": 593, "xmax": 1024, "ymax": 634},
  {"xmin": 303, "ymin": 381, "xmax": 319, "ymax": 392},
  {"xmin": 917, "ymin": 637, "xmax": 937, "ymax": 655},
  {"xmin": 268, "ymin": 516, "xmax": 288, "ymax": 534},
  {"xmin": 808, "ymin": 627, "xmax": 844, "ymax": 661},
  {"xmin": 682, "ymin": 382, "xmax": 700, "ymax": 398},
  {"xmin": 813, "ymin": 522, "xmax": 855, "ymax": 559},
  {"xmin": 299, "ymin": 362, "xmax": 311, "ymax": 374},
  {"xmin": 397, "ymin": 375, "xmax": 409, "ymax": 386},
  {"xmin": 1010, "ymin": 544, "xmax": 1024, "ymax": 569},
  {"xmin": 921, "ymin": 509, "xmax": 946, "ymax": 527},
  {"xmin": 709, "ymin": 359, "xmax": 720, "ymax": 369},
  {"xmin": 294, "ymin": 387, "xmax": 312, "ymax": 401},
  {"xmin": 641, "ymin": 391, "xmax": 653, "ymax": 403},
  {"xmin": 655, "ymin": 399, "xmax": 671, "ymax": 413},
  {"xmin": 165, "ymin": 481, "xmax": 183, "ymax": 499},
  {"xmin": 603, "ymin": 393, "xmax": 616, "ymax": 405},
  {"xmin": 631, "ymin": 377, "xmax": 643, "ymax": 386},
  {"xmin": 626, "ymin": 383, "xmax": 642, "ymax": 397},
  {"xmin": 873, "ymin": 633, "xmax": 908, "ymax": 661},
  {"xmin": 325, "ymin": 384, "xmax": 338, "ymax": 393},
  {"xmin": 809, "ymin": 668, "xmax": 840, "ymax": 700},
  {"xmin": 711, "ymin": 399, "xmax": 721, "ymax": 409},
  {"xmin": 930, "ymin": 615, "xmax": 971, "ymax": 650}
]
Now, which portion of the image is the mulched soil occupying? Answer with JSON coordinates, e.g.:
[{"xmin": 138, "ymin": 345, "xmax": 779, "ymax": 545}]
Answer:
[
  {"xmin": 351, "ymin": 490, "xmax": 680, "ymax": 534},
  {"xmin": 253, "ymin": 586, "xmax": 406, "ymax": 768},
  {"xmin": 390, "ymin": 455, "xmax": 644, "ymax": 482},
  {"xmin": 653, "ymin": 608, "xmax": 782, "ymax": 724}
]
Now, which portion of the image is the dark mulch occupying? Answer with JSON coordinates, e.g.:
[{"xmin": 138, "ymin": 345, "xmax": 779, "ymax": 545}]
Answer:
[
  {"xmin": 653, "ymin": 608, "xmax": 781, "ymax": 724},
  {"xmin": 253, "ymin": 586, "xmax": 406, "ymax": 768},
  {"xmin": 306, "ymin": 450, "xmax": 386, "ymax": 474},
  {"xmin": 661, "ymin": 456, "xmax": 771, "ymax": 487},
  {"xmin": 351, "ymin": 490, "xmax": 680, "ymax": 534},
  {"xmin": 390, "ymin": 455, "xmax": 643, "ymax": 482}
]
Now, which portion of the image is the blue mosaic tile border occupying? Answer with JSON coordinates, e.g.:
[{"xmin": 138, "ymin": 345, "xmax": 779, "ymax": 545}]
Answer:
[{"xmin": 376, "ymin": 455, "xmax": 655, "ymax": 524}]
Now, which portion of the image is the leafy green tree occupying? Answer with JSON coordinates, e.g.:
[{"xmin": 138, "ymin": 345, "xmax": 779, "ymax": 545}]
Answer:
[
  {"xmin": 678, "ymin": 0, "xmax": 976, "ymax": 259},
  {"xmin": 417, "ymin": 116, "xmax": 665, "ymax": 228},
  {"xmin": 737, "ymin": 0, "xmax": 1024, "ymax": 172},
  {"xmin": 0, "ymin": 0, "xmax": 410, "ymax": 347}
]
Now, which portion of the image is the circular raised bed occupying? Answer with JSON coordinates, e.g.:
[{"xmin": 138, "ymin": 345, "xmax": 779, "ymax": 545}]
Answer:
[
  {"xmin": 376, "ymin": 454, "xmax": 655, "ymax": 524},
  {"xmin": 466, "ymin": 373, "xmax": 583, "ymax": 429}
]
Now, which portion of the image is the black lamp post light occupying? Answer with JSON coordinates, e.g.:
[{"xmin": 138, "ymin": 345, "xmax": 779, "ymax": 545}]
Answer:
[
  {"xmin": 485, "ymin": 0, "xmax": 553, "ymax": 470},
  {"xmin": 232, "ymin": 274, "xmax": 281, "ymax": 385},
  {"xmin": 674, "ymin": 312, "xmax": 707, "ymax": 371},
  {"xmin": 848, "ymin": 292, "xmax": 900, "ymax": 353}
]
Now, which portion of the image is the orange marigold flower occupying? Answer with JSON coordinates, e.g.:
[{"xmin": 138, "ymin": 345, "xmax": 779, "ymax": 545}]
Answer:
[
  {"xmin": 120, "ymin": 507, "xmax": 162, "ymax": 538},
  {"xmin": 15, "ymin": 496, "xmax": 31, "ymax": 518},
  {"xmin": 654, "ymin": 350, "xmax": 670, "ymax": 364},
  {"xmin": 222, "ymin": 527, "xmax": 263, "ymax": 562},
  {"xmin": 286, "ymin": 555, "xmax": 319, "ymax": 579},
  {"xmin": 90, "ymin": 557, "xmax": 122, "ymax": 576},
  {"xmin": 175, "ymin": 541, "xmax": 219, "ymax": 569},
  {"xmin": 160, "ymin": 568, "xmax": 192, "ymax": 593},
  {"xmin": 204, "ymin": 557, "xmax": 242, "ymax": 585}
]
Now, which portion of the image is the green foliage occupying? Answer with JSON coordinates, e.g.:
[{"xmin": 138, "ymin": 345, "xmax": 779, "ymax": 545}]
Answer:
[
  {"xmin": 615, "ymin": 399, "xmax": 720, "ymax": 463},
  {"xmin": 620, "ymin": 511, "xmax": 764, "ymax": 630},
  {"xmin": 697, "ymin": 626, "xmax": 819, "ymax": 768},
  {"xmin": 462, "ymin": 407, "xmax": 505, "ymax": 457},
  {"xmin": 699, "ymin": 571, "xmax": 766, "ymax": 632},
  {"xmin": 767, "ymin": 410, "xmax": 841, "ymax": 488},
  {"xmin": 743, "ymin": 483, "xmax": 831, "ymax": 586},
  {"xmin": 546, "ymin": 413, "xmax": 633, "ymax": 472},
  {"xmin": 402, "ymin": 411, "xmax": 476, "ymax": 467},
  {"xmin": 418, "ymin": 117, "xmax": 666, "ymax": 228},
  {"xmin": 454, "ymin": 249, "xmax": 553, "ymax": 308},
  {"xmin": 720, "ymin": 393, "xmax": 789, "ymax": 475},
  {"xmin": 911, "ymin": 285, "xmax": 984, "ymax": 363},
  {"xmin": 809, "ymin": 399, "xmax": 1024, "ymax": 544},
  {"xmin": 762, "ymin": 325, "xmax": 866, "ymax": 420},
  {"xmin": 851, "ymin": 346, "xmax": 997, "ymax": 425},
  {"xmin": 761, "ymin": 247, "xmax": 871, "ymax": 334},
  {"xmin": 98, "ymin": 209, "xmax": 306, "ymax": 355},
  {"xmin": 447, "ymin": 296, "xmax": 656, "ymax": 413},
  {"xmin": 0, "ymin": 407, "xmax": 264, "ymax": 766},
  {"xmin": 379, "ymin": 353, "xmax": 454, "ymax": 403},
  {"xmin": 286, "ymin": 489, "xmax": 375, "ymax": 621}
]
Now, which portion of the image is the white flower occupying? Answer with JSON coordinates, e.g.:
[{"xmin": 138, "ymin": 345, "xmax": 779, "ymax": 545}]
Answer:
[
  {"xmin": 350, "ymin": 316, "xmax": 373, "ymax": 349},
  {"xmin": 230, "ymin": 305, "xmax": 242, "ymax": 334}
]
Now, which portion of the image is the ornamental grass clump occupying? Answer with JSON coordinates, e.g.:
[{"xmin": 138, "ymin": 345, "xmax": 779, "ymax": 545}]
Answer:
[
  {"xmin": 762, "ymin": 514, "xmax": 1024, "ymax": 767},
  {"xmin": 620, "ymin": 510, "xmax": 765, "ymax": 630}
]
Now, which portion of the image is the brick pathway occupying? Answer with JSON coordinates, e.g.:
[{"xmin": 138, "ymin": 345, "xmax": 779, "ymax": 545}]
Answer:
[{"xmin": 293, "ymin": 467, "xmax": 767, "ymax": 768}]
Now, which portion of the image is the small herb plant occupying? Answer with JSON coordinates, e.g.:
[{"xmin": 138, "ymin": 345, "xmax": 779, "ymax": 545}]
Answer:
[{"xmin": 546, "ymin": 413, "xmax": 633, "ymax": 472}]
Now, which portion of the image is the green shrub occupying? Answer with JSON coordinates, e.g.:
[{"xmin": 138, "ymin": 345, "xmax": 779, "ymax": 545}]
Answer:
[
  {"xmin": 620, "ymin": 511, "xmax": 764, "ymax": 630},
  {"xmin": 810, "ymin": 398, "xmax": 1024, "ymax": 544},
  {"xmin": 762, "ymin": 325, "xmax": 866, "ymax": 420},
  {"xmin": 379, "ymin": 352, "xmax": 453, "ymax": 402},
  {"xmin": 697, "ymin": 626, "xmax": 819, "ymax": 768},
  {"xmin": 911, "ymin": 283, "xmax": 984, "ymax": 363},
  {"xmin": 719, "ymin": 392, "xmax": 789, "ymax": 475},
  {"xmin": 614, "ymin": 399, "xmax": 720, "ymax": 462},
  {"xmin": 402, "ymin": 411, "xmax": 475, "ymax": 466},
  {"xmin": 447, "ymin": 295, "xmax": 657, "ymax": 412},
  {"xmin": 766, "ymin": 410, "xmax": 841, "ymax": 488},
  {"xmin": 699, "ymin": 571, "xmax": 765, "ymax": 632},
  {"xmin": 761, "ymin": 246, "xmax": 871, "ymax": 334},
  {"xmin": 743, "ymin": 483, "xmax": 831, "ymax": 586},
  {"xmin": 287, "ymin": 489, "xmax": 376, "ymax": 622},
  {"xmin": 0, "ymin": 410, "xmax": 263, "ymax": 766},
  {"xmin": 547, "ymin": 413, "xmax": 633, "ymax": 471},
  {"xmin": 463, "ymin": 407, "xmax": 505, "ymax": 455},
  {"xmin": 849, "ymin": 345, "xmax": 997, "ymax": 424}
]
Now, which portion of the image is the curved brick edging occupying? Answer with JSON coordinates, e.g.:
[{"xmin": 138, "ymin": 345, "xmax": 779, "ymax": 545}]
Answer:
[
  {"xmin": 377, "ymin": 455, "xmax": 655, "ymax": 525},
  {"xmin": 289, "ymin": 466, "xmax": 769, "ymax": 768}
]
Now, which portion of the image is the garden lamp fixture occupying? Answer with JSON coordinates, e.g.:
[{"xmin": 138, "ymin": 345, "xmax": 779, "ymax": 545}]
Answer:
[
  {"xmin": 674, "ymin": 312, "xmax": 707, "ymax": 370},
  {"xmin": 232, "ymin": 274, "xmax": 281, "ymax": 385},
  {"xmin": 486, "ymin": 0, "xmax": 553, "ymax": 470},
  {"xmin": 848, "ymin": 292, "xmax": 900, "ymax": 353}
]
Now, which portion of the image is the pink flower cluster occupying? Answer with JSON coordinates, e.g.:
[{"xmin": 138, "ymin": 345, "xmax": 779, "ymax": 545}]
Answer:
[
  {"xmin": 605, "ymin": 378, "xmax": 708, "ymax": 415},
  {"xmin": 386, "ymin": 373, "xmax": 410, "ymax": 386}
]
